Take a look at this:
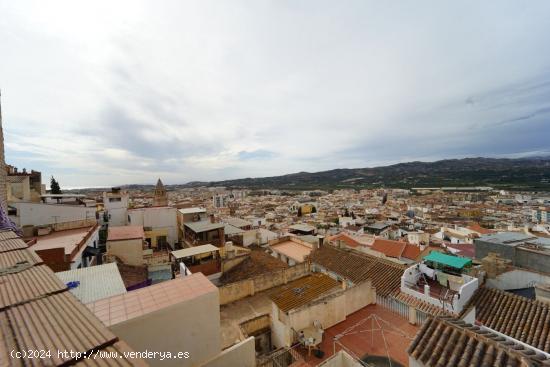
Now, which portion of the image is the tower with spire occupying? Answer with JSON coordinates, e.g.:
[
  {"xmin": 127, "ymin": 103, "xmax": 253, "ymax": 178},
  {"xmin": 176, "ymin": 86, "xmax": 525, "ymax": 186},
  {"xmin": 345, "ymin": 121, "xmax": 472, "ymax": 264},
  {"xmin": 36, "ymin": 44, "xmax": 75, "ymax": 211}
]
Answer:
[{"xmin": 153, "ymin": 178, "xmax": 168, "ymax": 207}]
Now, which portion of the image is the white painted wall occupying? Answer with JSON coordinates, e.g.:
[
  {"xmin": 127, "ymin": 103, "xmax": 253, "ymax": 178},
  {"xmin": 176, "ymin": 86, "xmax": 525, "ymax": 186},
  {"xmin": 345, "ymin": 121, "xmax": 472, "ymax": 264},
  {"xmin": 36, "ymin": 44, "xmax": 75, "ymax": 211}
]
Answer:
[
  {"xmin": 72, "ymin": 227, "xmax": 99, "ymax": 269},
  {"xmin": 318, "ymin": 350, "xmax": 364, "ymax": 367},
  {"xmin": 12, "ymin": 202, "xmax": 96, "ymax": 227},
  {"xmin": 103, "ymin": 192, "xmax": 129, "ymax": 226},
  {"xmin": 128, "ymin": 207, "xmax": 178, "ymax": 246},
  {"xmin": 401, "ymin": 264, "xmax": 478, "ymax": 314},
  {"xmin": 243, "ymin": 228, "xmax": 278, "ymax": 247}
]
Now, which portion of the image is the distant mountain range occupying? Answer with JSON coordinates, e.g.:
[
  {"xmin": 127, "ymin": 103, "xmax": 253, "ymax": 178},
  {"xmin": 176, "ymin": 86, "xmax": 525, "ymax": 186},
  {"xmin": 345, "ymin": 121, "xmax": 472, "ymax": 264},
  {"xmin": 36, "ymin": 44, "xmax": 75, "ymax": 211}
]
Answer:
[{"xmin": 182, "ymin": 157, "xmax": 550, "ymax": 191}]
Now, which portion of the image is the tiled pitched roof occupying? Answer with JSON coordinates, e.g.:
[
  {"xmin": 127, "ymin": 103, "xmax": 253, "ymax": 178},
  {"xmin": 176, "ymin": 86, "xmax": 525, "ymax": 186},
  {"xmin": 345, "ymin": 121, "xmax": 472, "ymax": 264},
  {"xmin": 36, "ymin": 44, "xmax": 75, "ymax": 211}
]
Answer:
[
  {"xmin": 310, "ymin": 245, "xmax": 406, "ymax": 296},
  {"xmin": 7, "ymin": 292, "xmax": 117, "ymax": 365},
  {"xmin": 401, "ymin": 244, "xmax": 421, "ymax": 260},
  {"xmin": 328, "ymin": 233, "xmax": 361, "ymax": 248},
  {"xmin": 0, "ymin": 248, "xmax": 43, "ymax": 268},
  {"xmin": 0, "ymin": 238, "xmax": 27, "ymax": 252},
  {"xmin": 0, "ymin": 265, "xmax": 67, "ymax": 309},
  {"xmin": 0, "ymin": 230, "xmax": 147, "ymax": 366},
  {"xmin": 462, "ymin": 286, "xmax": 550, "ymax": 352},
  {"xmin": 408, "ymin": 317, "xmax": 550, "ymax": 367},
  {"xmin": 268, "ymin": 273, "xmax": 339, "ymax": 312},
  {"xmin": 371, "ymin": 239, "xmax": 406, "ymax": 258},
  {"xmin": 393, "ymin": 292, "xmax": 452, "ymax": 317},
  {"xmin": 466, "ymin": 222, "xmax": 495, "ymax": 235}
]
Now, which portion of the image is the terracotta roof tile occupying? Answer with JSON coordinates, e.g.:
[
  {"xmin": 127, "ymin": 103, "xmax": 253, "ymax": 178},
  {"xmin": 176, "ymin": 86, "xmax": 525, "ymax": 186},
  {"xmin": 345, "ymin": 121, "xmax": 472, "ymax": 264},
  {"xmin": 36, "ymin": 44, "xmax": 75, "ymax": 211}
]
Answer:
[
  {"xmin": 462, "ymin": 286, "xmax": 550, "ymax": 352},
  {"xmin": 371, "ymin": 238, "xmax": 406, "ymax": 258},
  {"xmin": 328, "ymin": 233, "xmax": 361, "ymax": 248},
  {"xmin": 6, "ymin": 292, "xmax": 117, "ymax": 366},
  {"xmin": 0, "ymin": 265, "xmax": 67, "ymax": 309},
  {"xmin": 408, "ymin": 317, "xmax": 550, "ymax": 367},
  {"xmin": 0, "ymin": 238, "xmax": 28, "ymax": 253},
  {"xmin": 310, "ymin": 245, "xmax": 406, "ymax": 296},
  {"xmin": 0, "ymin": 248, "xmax": 43, "ymax": 268},
  {"xmin": 0, "ymin": 231, "xmax": 19, "ymax": 241},
  {"xmin": 393, "ymin": 292, "xmax": 452, "ymax": 316},
  {"xmin": 268, "ymin": 273, "xmax": 339, "ymax": 313},
  {"xmin": 0, "ymin": 230, "xmax": 147, "ymax": 366},
  {"xmin": 401, "ymin": 244, "xmax": 421, "ymax": 260}
]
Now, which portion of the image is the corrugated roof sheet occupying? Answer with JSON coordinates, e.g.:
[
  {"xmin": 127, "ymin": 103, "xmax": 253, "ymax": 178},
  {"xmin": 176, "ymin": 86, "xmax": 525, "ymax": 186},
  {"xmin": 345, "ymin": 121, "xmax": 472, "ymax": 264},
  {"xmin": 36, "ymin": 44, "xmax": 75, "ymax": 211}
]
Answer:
[
  {"xmin": 269, "ymin": 273, "xmax": 339, "ymax": 313},
  {"xmin": 56, "ymin": 263, "xmax": 127, "ymax": 304},
  {"xmin": 423, "ymin": 251, "xmax": 471, "ymax": 269}
]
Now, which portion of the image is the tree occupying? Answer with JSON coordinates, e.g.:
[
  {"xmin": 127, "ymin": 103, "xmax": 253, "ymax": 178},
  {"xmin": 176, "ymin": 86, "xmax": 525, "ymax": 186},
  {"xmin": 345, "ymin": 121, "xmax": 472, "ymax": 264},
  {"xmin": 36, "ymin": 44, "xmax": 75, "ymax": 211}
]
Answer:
[{"xmin": 50, "ymin": 176, "xmax": 62, "ymax": 194}]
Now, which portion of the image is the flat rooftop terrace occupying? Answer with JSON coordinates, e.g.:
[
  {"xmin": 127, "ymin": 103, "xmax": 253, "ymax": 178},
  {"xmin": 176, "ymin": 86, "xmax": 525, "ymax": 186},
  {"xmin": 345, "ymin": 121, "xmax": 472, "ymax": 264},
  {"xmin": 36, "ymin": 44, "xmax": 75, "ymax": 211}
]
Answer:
[
  {"xmin": 31, "ymin": 226, "xmax": 94, "ymax": 255},
  {"xmin": 297, "ymin": 304, "xmax": 419, "ymax": 366}
]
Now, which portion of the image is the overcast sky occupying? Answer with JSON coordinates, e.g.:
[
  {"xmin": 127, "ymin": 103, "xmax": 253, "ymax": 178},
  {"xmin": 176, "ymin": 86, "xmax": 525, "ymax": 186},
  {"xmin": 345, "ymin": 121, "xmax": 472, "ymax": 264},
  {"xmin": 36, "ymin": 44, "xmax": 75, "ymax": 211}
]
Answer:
[{"xmin": 1, "ymin": 1, "xmax": 550, "ymax": 187}]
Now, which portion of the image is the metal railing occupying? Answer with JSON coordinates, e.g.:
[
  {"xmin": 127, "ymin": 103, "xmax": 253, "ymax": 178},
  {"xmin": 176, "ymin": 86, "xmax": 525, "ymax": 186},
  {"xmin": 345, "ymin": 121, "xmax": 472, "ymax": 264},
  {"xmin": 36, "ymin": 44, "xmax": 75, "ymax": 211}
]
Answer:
[{"xmin": 256, "ymin": 347, "xmax": 298, "ymax": 367}]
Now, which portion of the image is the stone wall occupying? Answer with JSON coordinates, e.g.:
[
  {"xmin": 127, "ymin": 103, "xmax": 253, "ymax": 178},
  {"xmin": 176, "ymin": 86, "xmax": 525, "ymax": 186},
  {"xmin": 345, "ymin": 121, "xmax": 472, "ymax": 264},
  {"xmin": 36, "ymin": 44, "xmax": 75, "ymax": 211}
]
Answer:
[
  {"xmin": 240, "ymin": 314, "xmax": 271, "ymax": 337},
  {"xmin": 219, "ymin": 262, "xmax": 310, "ymax": 305}
]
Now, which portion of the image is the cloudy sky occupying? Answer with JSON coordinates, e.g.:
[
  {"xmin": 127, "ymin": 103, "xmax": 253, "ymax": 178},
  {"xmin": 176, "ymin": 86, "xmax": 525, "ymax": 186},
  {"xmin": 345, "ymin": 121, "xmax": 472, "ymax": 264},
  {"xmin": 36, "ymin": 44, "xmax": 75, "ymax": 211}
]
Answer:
[{"xmin": 1, "ymin": 1, "xmax": 550, "ymax": 187}]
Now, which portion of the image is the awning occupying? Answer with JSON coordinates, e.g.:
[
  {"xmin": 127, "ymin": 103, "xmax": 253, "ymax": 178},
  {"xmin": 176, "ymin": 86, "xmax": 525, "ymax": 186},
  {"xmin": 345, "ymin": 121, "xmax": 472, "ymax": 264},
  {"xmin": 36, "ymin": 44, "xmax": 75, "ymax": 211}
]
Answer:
[
  {"xmin": 171, "ymin": 244, "xmax": 219, "ymax": 259},
  {"xmin": 423, "ymin": 251, "xmax": 471, "ymax": 270}
]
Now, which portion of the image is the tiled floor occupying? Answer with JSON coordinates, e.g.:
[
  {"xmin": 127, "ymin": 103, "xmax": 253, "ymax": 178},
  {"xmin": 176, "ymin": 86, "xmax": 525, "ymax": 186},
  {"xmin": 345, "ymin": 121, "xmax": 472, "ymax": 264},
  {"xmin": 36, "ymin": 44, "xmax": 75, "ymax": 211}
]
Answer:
[{"xmin": 295, "ymin": 305, "xmax": 419, "ymax": 366}]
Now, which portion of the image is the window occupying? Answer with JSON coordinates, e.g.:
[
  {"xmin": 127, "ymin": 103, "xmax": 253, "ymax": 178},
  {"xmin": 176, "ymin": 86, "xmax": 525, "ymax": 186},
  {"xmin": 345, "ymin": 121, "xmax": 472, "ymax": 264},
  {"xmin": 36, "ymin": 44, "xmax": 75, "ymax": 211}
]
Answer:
[{"xmin": 109, "ymin": 197, "xmax": 122, "ymax": 202}]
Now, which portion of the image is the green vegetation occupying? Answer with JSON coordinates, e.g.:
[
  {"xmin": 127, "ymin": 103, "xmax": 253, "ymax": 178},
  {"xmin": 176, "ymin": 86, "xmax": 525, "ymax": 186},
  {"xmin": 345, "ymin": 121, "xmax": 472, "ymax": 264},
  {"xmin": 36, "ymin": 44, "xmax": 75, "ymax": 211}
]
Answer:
[
  {"xmin": 184, "ymin": 157, "xmax": 550, "ymax": 191},
  {"xmin": 50, "ymin": 176, "xmax": 62, "ymax": 194}
]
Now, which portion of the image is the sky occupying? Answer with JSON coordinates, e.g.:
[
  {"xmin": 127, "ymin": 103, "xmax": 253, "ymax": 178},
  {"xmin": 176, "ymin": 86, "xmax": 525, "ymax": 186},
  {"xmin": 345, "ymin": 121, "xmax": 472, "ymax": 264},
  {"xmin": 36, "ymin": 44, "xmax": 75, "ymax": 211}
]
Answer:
[{"xmin": 1, "ymin": 1, "xmax": 550, "ymax": 188}]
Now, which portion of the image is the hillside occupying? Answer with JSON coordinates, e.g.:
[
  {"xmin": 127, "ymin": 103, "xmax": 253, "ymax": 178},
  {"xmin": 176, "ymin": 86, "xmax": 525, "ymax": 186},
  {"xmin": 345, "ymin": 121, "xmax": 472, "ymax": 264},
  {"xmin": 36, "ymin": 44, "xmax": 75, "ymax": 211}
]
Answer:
[{"xmin": 183, "ymin": 157, "xmax": 550, "ymax": 191}]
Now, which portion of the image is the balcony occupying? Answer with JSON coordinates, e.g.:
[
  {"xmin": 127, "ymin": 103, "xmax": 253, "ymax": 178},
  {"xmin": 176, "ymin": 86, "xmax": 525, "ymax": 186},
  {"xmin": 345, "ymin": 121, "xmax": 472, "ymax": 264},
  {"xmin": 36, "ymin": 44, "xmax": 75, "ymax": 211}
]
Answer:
[{"xmin": 401, "ymin": 263, "xmax": 478, "ymax": 314}]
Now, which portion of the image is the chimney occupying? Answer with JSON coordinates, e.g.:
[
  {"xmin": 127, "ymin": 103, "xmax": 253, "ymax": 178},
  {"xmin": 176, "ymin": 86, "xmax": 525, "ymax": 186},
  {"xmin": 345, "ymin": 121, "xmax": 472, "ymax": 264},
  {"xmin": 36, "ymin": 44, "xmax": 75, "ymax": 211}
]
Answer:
[{"xmin": 317, "ymin": 235, "xmax": 324, "ymax": 250}]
